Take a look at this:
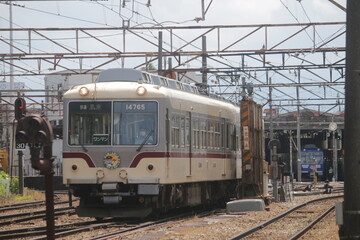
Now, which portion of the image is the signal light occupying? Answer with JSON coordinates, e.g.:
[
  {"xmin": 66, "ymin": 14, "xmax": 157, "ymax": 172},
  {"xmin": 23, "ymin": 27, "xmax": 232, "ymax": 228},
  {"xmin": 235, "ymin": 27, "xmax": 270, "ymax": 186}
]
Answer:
[
  {"xmin": 15, "ymin": 115, "xmax": 54, "ymax": 174},
  {"xmin": 16, "ymin": 115, "xmax": 53, "ymax": 145},
  {"xmin": 14, "ymin": 98, "xmax": 26, "ymax": 120},
  {"xmin": 16, "ymin": 131, "xmax": 28, "ymax": 143}
]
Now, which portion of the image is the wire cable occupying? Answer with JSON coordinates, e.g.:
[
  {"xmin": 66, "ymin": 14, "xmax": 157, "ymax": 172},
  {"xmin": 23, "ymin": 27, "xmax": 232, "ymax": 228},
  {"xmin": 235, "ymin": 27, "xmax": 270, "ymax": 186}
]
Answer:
[{"xmin": 0, "ymin": 2, "xmax": 117, "ymax": 28}]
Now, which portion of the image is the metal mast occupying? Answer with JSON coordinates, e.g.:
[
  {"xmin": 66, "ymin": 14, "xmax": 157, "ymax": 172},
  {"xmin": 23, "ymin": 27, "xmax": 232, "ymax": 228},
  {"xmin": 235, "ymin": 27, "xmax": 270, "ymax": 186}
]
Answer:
[{"xmin": 341, "ymin": 0, "xmax": 360, "ymax": 237}]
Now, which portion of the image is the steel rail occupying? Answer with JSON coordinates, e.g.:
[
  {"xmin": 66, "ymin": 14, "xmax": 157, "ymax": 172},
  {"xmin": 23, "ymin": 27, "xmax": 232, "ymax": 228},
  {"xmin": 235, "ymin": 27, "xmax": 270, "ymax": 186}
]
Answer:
[
  {"xmin": 0, "ymin": 208, "xmax": 75, "ymax": 227},
  {"xmin": 86, "ymin": 210, "xmax": 214, "ymax": 240},
  {"xmin": 0, "ymin": 219, "xmax": 116, "ymax": 240},
  {"xmin": 0, "ymin": 198, "xmax": 72, "ymax": 212},
  {"xmin": 288, "ymin": 205, "xmax": 335, "ymax": 240},
  {"xmin": 228, "ymin": 195, "xmax": 343, "ymax": 240},
  {"xmin": 0, "ymin": 199, "xmax": 47, "ymax": 211},
  {"xmin": 0, "ymin": 206, "xmax": 74, "ymax": 221}
]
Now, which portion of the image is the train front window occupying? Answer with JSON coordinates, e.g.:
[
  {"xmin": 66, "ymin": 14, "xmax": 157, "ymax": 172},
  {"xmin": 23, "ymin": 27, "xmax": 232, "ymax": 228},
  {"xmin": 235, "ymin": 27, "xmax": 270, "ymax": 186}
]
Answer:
[
  {"xmin": 113, "ymin": 101, "xmax": 158, "ymax": 145},
  {"xmin": 68, "ymin": 102, "xmax": 111, "ymax": 145}
]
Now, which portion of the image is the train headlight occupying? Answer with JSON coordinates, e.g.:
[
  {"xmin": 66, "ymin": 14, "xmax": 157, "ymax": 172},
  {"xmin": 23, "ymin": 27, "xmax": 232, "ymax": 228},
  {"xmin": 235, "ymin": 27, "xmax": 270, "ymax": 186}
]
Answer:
[
  {"xmin": 79, "ymin": 87, "xmax": 89, "ymax": 96},
  {"xmin": 136, "ymin": 86, "xmax": 147, "ymax": 96}
]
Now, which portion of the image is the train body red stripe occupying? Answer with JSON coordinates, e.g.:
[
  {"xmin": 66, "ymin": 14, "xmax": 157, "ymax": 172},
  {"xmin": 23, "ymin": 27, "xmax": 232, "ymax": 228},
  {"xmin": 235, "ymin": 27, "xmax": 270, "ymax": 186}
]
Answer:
[
  {"xmin": 63, "ymin": 152, "xmax": 96, "ymax": 167},
  {"xmin": 64, "ymin": 151, "xmax": 231, "ymax": 168}
]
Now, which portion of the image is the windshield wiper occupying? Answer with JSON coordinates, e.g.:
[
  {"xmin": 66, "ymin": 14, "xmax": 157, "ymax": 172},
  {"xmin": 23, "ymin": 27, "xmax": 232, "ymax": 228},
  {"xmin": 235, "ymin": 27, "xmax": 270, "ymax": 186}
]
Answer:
[
  {"xmin": 136, "ymin": 129, "xmax": 154, "ymax": 152},
  {"xmin": 80, "ymin": 143, "xmax": 88, "ymax": 152}
]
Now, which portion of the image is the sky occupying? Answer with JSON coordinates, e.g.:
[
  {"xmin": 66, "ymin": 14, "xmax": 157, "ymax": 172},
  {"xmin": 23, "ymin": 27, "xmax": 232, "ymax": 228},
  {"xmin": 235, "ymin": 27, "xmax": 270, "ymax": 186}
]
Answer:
[
  {"xmin": 0, "ymin": 0, "xmax": 346, "ymax": 28},
  {"xmin": 0, "ymin": 0, "xmax": 347, "ymax": 111}
]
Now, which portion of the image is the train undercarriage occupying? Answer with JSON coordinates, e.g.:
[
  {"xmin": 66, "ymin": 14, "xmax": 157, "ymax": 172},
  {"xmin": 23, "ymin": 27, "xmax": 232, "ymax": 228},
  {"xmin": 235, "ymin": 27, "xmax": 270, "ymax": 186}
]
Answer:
[{"xmin": 71, "ymin": 179, "xmax": 241, "ymax": 218}]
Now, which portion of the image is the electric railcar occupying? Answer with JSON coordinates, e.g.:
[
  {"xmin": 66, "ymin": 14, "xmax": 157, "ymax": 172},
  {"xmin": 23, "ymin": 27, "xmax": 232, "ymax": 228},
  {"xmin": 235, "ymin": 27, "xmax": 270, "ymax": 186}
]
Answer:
[
  {"xmin": 301, "ymin": 145, "xmax": 324, "ymax": 178},
  {"xmin": 63, "ymin": 68, "xmax": 242, "ymax": 218}
]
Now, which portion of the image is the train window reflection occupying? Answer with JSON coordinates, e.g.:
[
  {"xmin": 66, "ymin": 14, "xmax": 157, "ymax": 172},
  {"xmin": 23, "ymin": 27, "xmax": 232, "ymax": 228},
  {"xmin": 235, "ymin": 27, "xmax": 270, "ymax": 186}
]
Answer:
[
  {"xmin": 68, "ymin": 102, "xmax": 111, "ymax": 145},
  {"xmin": 113, "ymin": 101, "xmax": 158, "ymax": 145}
]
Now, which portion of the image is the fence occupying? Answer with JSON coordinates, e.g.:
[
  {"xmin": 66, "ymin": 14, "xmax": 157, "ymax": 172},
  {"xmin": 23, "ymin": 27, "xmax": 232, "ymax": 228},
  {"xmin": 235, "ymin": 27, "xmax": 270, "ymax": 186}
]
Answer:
[{"xmin": 10, "ymin": 163, "xmax": 63, "ymax": 177}]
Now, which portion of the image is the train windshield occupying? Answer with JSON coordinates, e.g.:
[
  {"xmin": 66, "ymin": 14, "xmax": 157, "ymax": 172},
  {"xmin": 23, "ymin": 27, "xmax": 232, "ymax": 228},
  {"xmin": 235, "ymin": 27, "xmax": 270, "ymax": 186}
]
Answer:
[
  {"xmin": 113, "ymin": 101, "xmax": 158, "ymax": 145},
  {"xmin": 68, "ymin": 102, "xmax": 111, "ymax": 145},
  {"xmin": 301, "ymin": 150, "xmax": 323, "ymax": 164}
]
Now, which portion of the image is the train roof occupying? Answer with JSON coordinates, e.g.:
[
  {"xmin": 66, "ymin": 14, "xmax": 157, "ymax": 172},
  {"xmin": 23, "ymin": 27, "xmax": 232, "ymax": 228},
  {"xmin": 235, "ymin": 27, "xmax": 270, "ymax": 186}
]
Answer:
[
  {"xmin": 97, "ymin": 68, "xmax": 143, "ymax": 82},
  {"xmin": 96, "ymin": 68, "xmax": 229, "ymax": 102},
  {"xmin": 64, "ymin": 69, "xmax": 239, "ymax": 114}
]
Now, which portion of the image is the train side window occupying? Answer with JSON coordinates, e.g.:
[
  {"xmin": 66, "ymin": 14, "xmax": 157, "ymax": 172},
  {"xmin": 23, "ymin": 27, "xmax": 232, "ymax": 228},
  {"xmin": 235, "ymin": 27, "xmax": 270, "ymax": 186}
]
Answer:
[
  {"xmin": 171, "ymin": 115, "xmax": 180, "ymax": 148},
  {"xmin": 213, "ymin": 121, "xmax": 220, "ymax": 150},
  {"xmin": 192, "ymin": 118, "xmax": 199, "ymax": 149},
  {"xmin": 180, "ymin": 117, "xmax": 185, "ymax": 148},
  {"xmin": 226, "ymin": 124, "xmax": 235, "ymax": 150},
  {"xmin": 208, "ymin": 121, "xmax": 215, "ymax": 149},
  {"xmin": 200, "ymin": 119, "xmax": 207, "ymax": 149},
  {"xmin": 223, "ymin": 122, "xmax": 229, "ymax": 149},
  {"xmin": 151, "ymin": 75, "xmax": 161, "ymax": 85}
]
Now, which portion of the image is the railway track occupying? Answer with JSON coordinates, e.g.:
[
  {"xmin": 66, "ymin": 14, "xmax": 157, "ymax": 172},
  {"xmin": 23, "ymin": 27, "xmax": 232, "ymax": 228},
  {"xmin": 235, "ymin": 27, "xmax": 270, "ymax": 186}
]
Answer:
[
  {"xmin": 0, "ymin": 196, "xmax": 76, "ymax": 212},
  {"xmin": 85, "ymin": 210, "xmax": 215, "ymax": 240},
  {"xmin": 229, "ymin": 195, "xmax": 342, "ymax": 240},
  {"xmin": 0, "ymin": 218, "xmax": 118, "ymax": 239},
  {"xmin": 0, "ymin": 197, "xmax": 79, "ymax": 227},
  {"xmin": 288, "ymin": 205, "xmax": 335, "ymax": 240},
  {"xmin": 0, "ymin": 206, "xmax": 75, "ymax": 227},
  {"xmin": 0, "ymin": 201, "xmax": 214, "ymax": 240}
]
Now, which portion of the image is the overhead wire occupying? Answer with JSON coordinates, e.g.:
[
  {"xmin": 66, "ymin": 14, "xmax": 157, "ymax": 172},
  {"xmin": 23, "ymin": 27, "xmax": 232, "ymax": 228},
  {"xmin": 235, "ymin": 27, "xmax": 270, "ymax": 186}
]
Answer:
[
  {"xmin": 0, "ymin": 2, "xmax": 117, "ymax": 28},
  {"xmin": 277, "ymin": 0, "xmax": 344, "ymax": 107},
  {"xmin": 297, "ymin": 1, "xmax": 345, "ymax": 102},
  {"xmin": 1, "ymin": 0, "xmax": 344, "ymax": 109},
  {"xmin": 279, "ymin": 0, "xmax": 314, "ymax": 43},
  {"xmin": 298, "ymin": 1, "xmax": 333, "ymax": 65}
]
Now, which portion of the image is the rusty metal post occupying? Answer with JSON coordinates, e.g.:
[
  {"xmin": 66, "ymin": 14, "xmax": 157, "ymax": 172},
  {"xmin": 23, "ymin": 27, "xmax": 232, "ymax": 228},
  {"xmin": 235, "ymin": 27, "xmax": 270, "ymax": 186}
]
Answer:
[
  {"xmin": 45, "ymin": 171, "xmax": 55, "ymax": 240},
  {"xmin": 68, "ymin": 190, "xmax": 73, "ymax": 208},
  {"xmin": 43, "ymin": 144, "xmax": 55, "ymax": 240},
  {"xmin": 15, "ymin": 114, "xmax": 54, "ymax": 239},
  {"xmin": 18, "ymin": 150, "xmax": 24, "ymax": 196}
]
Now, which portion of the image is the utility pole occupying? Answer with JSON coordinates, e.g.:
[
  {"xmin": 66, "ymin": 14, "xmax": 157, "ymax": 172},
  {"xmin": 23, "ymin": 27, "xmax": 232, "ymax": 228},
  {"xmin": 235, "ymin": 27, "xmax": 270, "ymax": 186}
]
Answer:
[
  {"xmin": 202, "ymin": 35, "xmax": 207, "ymax": 84},
  {"xmin": 340, "ymin": 0, "xmax": 360, "ymax": 237},
  {"xmin": 296, "ymin": 70, "xmax": 302, "ymax": 182},
  {"xmin": 158, "ymin": 31, "xmax": 163, "ymax": 76},
  {"xmin": 289, "ymin": 131, "xmax": 293, "ymax": 181},
  {"xmin": 268, "ymin": 77, "xmax": 279, "ymax": 201}
]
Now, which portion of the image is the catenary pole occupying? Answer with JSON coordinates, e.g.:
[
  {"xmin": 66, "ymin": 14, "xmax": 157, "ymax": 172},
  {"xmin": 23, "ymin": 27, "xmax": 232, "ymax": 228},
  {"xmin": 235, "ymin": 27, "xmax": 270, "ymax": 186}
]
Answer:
[{"xmin": 341, "ymin": 0, "xmax": 360, "ymax": 238}]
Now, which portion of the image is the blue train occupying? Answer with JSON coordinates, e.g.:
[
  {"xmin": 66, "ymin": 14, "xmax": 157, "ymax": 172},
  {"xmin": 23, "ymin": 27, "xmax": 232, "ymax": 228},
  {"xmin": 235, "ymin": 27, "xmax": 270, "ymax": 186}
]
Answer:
[{"xmin": 300, "ymin": 145, "xmax": 324, "ymax": 177}]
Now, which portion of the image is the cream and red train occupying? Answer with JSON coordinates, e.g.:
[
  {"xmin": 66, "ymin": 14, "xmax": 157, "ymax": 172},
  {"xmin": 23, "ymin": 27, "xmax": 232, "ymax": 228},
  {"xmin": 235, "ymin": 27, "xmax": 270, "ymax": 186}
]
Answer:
[{"xmin": 63, "ymin": 68, "xmax": 242, "ymax": 218}]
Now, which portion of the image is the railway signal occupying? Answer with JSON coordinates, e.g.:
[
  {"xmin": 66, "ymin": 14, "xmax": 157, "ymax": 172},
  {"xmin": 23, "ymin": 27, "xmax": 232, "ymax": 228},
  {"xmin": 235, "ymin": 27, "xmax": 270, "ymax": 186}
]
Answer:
[
  {"xmin": 14, "ymin": 97, "xmax": 26, "ymax": 120},
  {"xmin": 15, "ymin": 114, "xmax": 55, "ymax": 240},
  {"xmin": 16, "ymin": 115, "xmax": 52, "ymax": 143}
]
